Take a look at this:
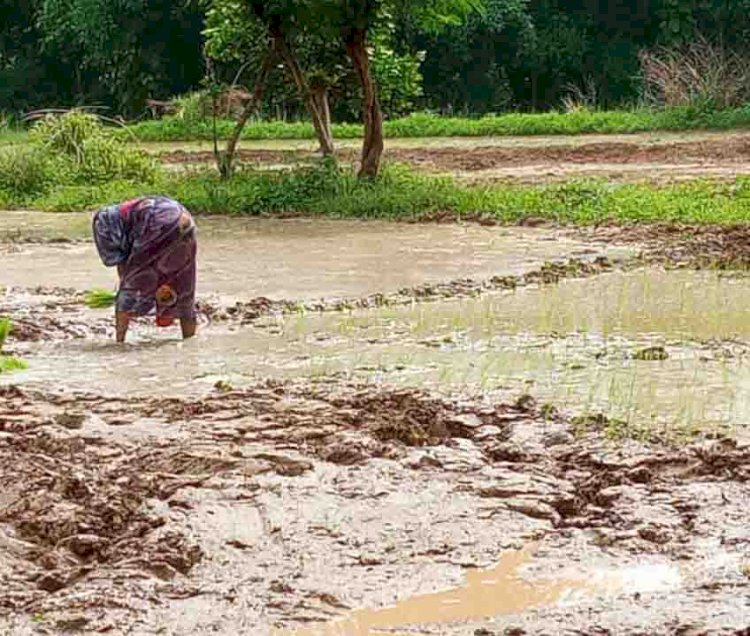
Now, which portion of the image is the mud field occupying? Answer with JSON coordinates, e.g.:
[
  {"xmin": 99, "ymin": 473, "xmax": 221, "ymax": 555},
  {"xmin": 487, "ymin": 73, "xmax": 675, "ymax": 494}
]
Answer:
[
  {"xmin": 155, "ymin": 130, "xmax": 750, "ymax": 183},
  {"xmin": 2, "ymin": 214, "xmax": 750, "ymax": 635}
]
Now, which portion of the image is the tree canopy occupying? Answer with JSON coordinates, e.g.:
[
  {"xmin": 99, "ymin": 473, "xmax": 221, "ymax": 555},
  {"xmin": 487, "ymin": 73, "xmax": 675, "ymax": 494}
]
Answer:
[{"xmin": 2, "ymin": 0, "xmax": 749, "ymax": 117}]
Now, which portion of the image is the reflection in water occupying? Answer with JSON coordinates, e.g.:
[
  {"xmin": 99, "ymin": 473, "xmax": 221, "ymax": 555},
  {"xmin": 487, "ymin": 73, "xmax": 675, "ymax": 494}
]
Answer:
[{"xmin": 275, "ymin": 547, "xmax": 682, "ymax": 636}]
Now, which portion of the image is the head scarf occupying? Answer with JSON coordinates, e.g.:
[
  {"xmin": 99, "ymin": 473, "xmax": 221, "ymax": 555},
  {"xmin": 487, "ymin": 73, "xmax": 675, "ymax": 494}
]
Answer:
[{"xmin": 92, "ymin": 204, "xmax": 130, "ymax": 266}]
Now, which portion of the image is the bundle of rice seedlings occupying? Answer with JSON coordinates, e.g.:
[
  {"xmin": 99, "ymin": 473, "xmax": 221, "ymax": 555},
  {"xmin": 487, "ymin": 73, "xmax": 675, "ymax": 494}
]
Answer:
[{"xmin": 84, "ymin": 289, "xmax": 117, "ymax": 309}]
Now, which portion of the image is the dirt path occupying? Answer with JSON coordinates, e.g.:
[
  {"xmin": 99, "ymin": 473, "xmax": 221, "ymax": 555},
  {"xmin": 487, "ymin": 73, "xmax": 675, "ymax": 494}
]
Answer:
[{"xmin": 155, "ymin": 130, "xmax": 750, "ymax": 184}]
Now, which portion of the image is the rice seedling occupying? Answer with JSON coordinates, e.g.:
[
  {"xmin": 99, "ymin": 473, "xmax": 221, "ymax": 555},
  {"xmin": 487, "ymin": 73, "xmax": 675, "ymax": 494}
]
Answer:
[{"xmin": 84, "ymin": 289, "xmax": 117, "ymax": 309}]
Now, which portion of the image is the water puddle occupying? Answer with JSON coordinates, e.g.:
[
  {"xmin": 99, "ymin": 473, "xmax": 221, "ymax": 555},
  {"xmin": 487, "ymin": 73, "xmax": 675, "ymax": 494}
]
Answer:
[{"xmin": 275, "ymin": 547, "xmax": 681, "ymax": 636}]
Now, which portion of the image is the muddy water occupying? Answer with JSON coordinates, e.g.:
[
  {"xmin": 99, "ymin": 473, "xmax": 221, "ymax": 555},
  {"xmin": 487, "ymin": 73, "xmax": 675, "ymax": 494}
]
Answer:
[
  {"xmin": 8, "ymin": 268, "xmax": 750, "ymax": 434},
  {"xmin": 0, "ymin": 213, "xmax": 621, "ymax": 300},
  {"xmin": 278, "ymin": 547, "xmax": 683, "ymax": 636}
]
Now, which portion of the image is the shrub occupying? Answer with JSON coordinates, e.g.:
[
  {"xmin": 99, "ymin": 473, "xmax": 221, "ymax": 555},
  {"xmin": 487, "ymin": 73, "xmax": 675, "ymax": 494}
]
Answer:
[
  {"xmin": 29, "ymin": 111, "xmax": 103, "ymax": 159},
  {"xmin": 640, "ymin": 38, "xmax": 750, "ymax": 109},
  {"xmin": 0, "ymin": 111, "xmax": 159, "ymax": 202},
  {"xmin": 0, "ymin": 145, "xmax": 69, "ymax": 199},
  {"xmin": 174, "ymin": 91, "xmax": 210, "ymax": 124}
]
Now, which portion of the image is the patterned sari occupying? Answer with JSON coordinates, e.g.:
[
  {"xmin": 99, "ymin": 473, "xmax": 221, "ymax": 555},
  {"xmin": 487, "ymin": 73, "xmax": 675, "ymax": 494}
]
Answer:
[{"xmin": 93, "ymin": 196, "xmax": 197, "ymax": 326}]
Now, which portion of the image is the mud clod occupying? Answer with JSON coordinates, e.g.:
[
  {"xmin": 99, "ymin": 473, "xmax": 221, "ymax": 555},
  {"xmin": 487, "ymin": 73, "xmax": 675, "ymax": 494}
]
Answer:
[{"xmin": 634, "ymin": 346, "xmax": 669, "ymax": 361}]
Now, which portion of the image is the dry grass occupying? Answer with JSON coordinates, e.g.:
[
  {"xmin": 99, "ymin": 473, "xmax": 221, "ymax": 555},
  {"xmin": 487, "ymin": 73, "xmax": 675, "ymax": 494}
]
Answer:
[{"xmin": 640, "ymin": 37, "xmax": 750, "ymax": 109}]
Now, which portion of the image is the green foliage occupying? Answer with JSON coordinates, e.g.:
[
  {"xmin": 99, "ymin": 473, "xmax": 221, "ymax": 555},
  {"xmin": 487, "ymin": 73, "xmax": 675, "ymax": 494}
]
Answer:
[
  {"xmin": 29, "ymin": 111, "xmax": 103, "ymax": 158},
  {"xmin": 173, "ymin": 92, "xmax": 212, "ymax": 124},
  {"xmin": 414, "ymin": 0, "xmax": 750, "ymax": 112},
  {"xmin": 204, "ymin": 0, "xmax": 266, "ymax": 64},
  {"xmin": 31, "ymin": 0, "xmax": 204, "ymax": 115},
  {"xmin": 0, "ymin": 112, "xmax": 159, "ymax": 204},
  {"xmin": 0, "ymin": 146, "xmax": 69, "ymax": 200},
  {"xmin": 5, "ymin": 0, "xmax": 750, "ymax": 117},
  {"xmin": 36, "ymin": 112, "xmax": 159, "ymax": 184},
  {"xmin": 0, "ymin": 357, "xmax": 27, "ymax": 374},
  {"xmin": 0, "ymin": 318, "xmax": 10, "ymax": 351},
  {"xmin": 369, "ymin": 28, "xmax": 425, "ymax": 117},
  {"xmin": 203, "ymin": 0, "xmax": 426, "ymax": 121},
  {"xmin": 10, "ymin": 160, "xmax": 750, "ymax": 227}
]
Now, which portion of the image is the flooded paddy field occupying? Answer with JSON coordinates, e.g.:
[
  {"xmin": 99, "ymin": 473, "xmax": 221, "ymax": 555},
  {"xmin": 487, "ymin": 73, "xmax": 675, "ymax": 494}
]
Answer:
[{"xmin": 2, "ymin": 213, "xmax": 750, "ymax": 635}]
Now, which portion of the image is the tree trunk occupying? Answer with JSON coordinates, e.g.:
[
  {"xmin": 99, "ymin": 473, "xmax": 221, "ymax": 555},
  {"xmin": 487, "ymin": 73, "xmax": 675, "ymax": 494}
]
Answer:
[
  {"xmin": 311, "ymin": 85, "xmax": 334, "ymax": 155},
  {"xmin": 219, "ymin": 46, "xmax": 275, "ymax": 179},
  {"xmin": 345, "ymin": 28, "xmax": 384, "ymax": 179},
  {"xmin": 274, "ymin": 30, "xmax": 335, "ymax": 157}
]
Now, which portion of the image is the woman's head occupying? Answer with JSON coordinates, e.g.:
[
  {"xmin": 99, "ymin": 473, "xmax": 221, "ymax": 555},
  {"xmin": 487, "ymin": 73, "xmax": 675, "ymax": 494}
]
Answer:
[{"xmin": 92, "ymin": 204, "xmax": 129, "ymax": 267}]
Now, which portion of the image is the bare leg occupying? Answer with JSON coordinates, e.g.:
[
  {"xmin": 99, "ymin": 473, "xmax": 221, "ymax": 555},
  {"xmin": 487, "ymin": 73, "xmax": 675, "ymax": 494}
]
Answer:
[
  {"xmin": 115, "ymin": 311, "xmax": 130, "ymax": 343},
  {"xmin": 180, "ymin": 317, "xmax": 197, "ymax": 340}
]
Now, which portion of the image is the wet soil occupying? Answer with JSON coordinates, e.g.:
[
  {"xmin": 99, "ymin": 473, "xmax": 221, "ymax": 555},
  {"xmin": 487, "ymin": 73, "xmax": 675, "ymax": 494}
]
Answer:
[
  {"xmin": 581, "ymin": 222, "xmax": 750, "ymax": 269},
  {"xmin": 1, "ymin": 381, "xmax": 749, "ymax": 634},
  {"xmin": 8, "ymin": 267, "xmax": 750, "ymax": 439},
  {"xmin": 3, "ymin": 219, "xmax": 750, "ymax": 634},
  {"xmin": 158, "ymin": 131, "xmax": 750, "ymax": 183}
]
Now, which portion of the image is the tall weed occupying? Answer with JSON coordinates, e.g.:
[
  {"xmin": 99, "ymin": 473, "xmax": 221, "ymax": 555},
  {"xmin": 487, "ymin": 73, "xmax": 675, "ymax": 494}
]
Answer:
[{"xmin": 641, "ymin": 38, "xmax": 750, "ymax": 109}]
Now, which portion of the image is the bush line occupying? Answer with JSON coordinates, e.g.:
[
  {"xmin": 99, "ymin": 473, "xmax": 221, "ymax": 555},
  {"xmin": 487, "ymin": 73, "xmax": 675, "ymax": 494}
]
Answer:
[
  {"xmin": 120, "ymin": 106, "xmax": 750, "ymax": 142},
  {"xmin": 3, "ymin": 162, "xmax": 750, "ymax": 226}
]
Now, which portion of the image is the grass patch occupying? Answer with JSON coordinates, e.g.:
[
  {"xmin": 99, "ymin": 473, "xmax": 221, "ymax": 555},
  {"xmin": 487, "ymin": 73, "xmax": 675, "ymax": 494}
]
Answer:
[
  {"xmin": 0, "ymin": 317, "xmax": 9, "ymax": 349},
  {"xmin": 121, "ymin": 106, "xmax": 750, "ymax": 142},
  {"xmin": 0, "ymin": 128, "xmax": 26, "ymax": 145},
  {"xmin": 4, "ymin": 161, "xmax": 750, "ymax": 226},
  {"xmin": 0, "ymin": 356, "xmax": 27, "ymax": 374},
  {"xmin": 0, "ymin": 317, "xmax": 27, "ymax": 375}
]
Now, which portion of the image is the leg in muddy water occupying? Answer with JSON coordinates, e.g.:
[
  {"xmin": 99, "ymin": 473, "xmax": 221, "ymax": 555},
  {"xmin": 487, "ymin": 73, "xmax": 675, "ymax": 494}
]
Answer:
[
  {"xmin": 115, "ymin": 310, "xmax": 130, "ymax": 343},
  {"xmin": 180, "ymin": 317, "xmax": 196, "ymax": 340}
]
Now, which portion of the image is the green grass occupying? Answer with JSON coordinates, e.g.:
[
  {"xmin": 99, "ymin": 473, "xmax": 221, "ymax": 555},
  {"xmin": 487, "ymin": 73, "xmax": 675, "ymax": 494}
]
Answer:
[
  {"xmin": 0, "ymin": 318, "xmax": 26, "ymax": 375},
  {"xmin": 0, "ymin": 128, "xmax": 26, "ymax": 145},
  {"xmin": 0, "ymin": 317, "xmax": 10, "ymax": 349},
  {"xmin": 5, "ymin": 161, "xmax": 750, "ymax": 225},
  {"xmin": 120, "ymin": 106, "xmax": 750, "ymax": 142},
  {"xmin": 0, "ymin": 356, "xmax": 27, "ymax": 374},
  {"xmin": 7, "ymin": 106, "xmax": 750, "ymax": 146}
]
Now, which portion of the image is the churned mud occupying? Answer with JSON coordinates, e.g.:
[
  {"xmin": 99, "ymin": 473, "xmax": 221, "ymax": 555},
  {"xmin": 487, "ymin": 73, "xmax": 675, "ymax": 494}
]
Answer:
[
  {"xmin": 3, "ymin": 217, "xmax": 750, "ymax": 634},
  {"xmin": 580, "ymin": 222, "xmax": 750, "ymax": 269},
  {"xmin": 1, "ymin": 382, "xmax": 749, "ymax": 634},
  {"xmin": 157, "ymin": 131, "xmax": 750, "ymax": 183}
]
